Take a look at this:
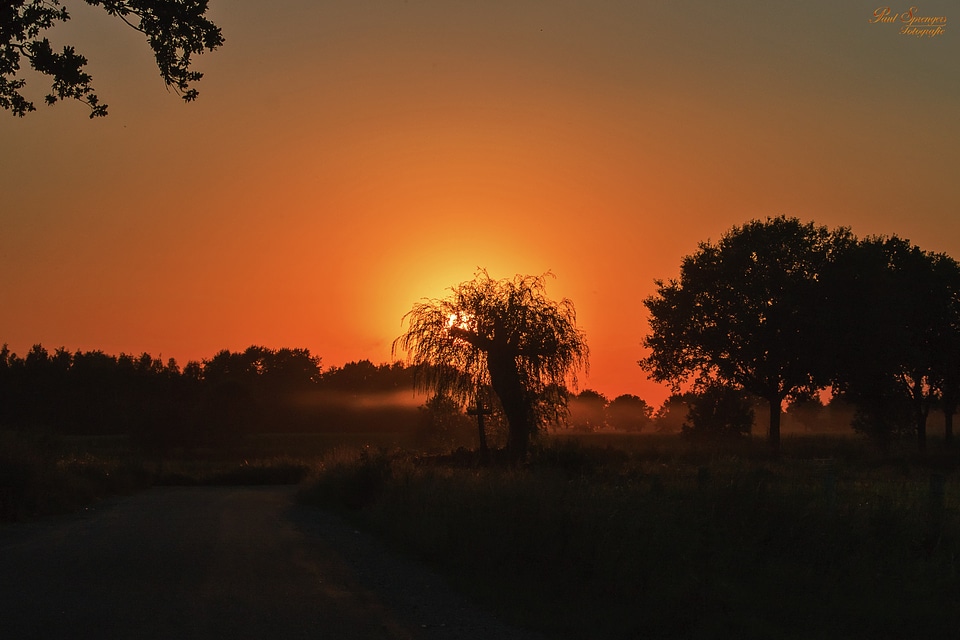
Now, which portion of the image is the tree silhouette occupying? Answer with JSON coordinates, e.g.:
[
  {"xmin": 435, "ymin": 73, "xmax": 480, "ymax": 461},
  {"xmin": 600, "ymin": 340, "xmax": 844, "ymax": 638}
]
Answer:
[
  {"xmin": 785, "ymin": 394, "xmax": 826, "ymax": 433},
  {"xmin": 652, "ymin": 393, "xmax": 695, "ymax": 434},
  {"xmin": 568, "ymin": 389, "xmax": 608, "ymax": 432},
  {"xmin": 934, "ymin": 256, "xmax": 960, "ymax": 445},
  {"xmin": 827, "ymin": 237, "xmax": 959, "ymax": 451},
  {"xmin": 2, "ymin": 0, "xmax": 223, "ymax": 117},
  {"xmin": 393, "ymin": 270, "xmax": 589, "ymax": 460},
  {"xmin": 640, "ymin": 216, "xmax": 852, "ymax": 454},
  {"xmin": 681, "ymin": 384, "xmax": 754, "ymax": 440},
  {"xmin": 606, "ymin": 394, "xmax": 654, "ymax": 433}
]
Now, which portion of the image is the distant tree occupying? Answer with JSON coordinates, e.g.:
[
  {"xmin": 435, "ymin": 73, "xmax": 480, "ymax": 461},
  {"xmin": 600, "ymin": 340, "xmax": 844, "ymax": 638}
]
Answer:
[
  {"xmin": 416, "ymin": 393, "xmax": 474, "ymax": 451},
  {"xmin": 568, "ymin": 389, "xmax": 608, "ymax": 432},
  {"xmin": 183, "ymin": 360, "xmax": 203, "ymax": 381},
  {"xmin": 681, "ymin": 385, "xmax": 754, "ymax": 440},
  {"xmin": 653, "ymin": 393, "xmax": 695, "ymax": 434},
  {"xmin": 320, "ymin": 359, "xmax": 413, "ymax": 394},
  {"xmin": 606, "ymin": 394, "xmax": 654, "ymax": 433},
  {"xmin": 21, "ymin": 344, "xmax": 70, "ymax": 429},
  {"xmin": 394, "ymin": 270, "xmax": 589, "ymax": 460},
  {"xmin": 0, "ymin": 344, "xmax": 11, "ymax": 427},
  {"xmin": 823, "ymin": 393, "xmax": 858, "ymax": 432},
  {"xmin": 68, "ymin": 349, "xmax": 122, "ymax": 433},
  {"xmin": 200, "ymin": 346, "xmax": 322, "ymax": 433},
  {"xmin": 929, "ymin": 255, "xmax": 960, "ymax": 446},
  {"xmin": 785, "ymin": 394, "xmax": 826, "ymax": 432},
  {"xmin": 640, "ymin": 216, "xmax": 852, "ymax": 454},
  {"xmin": 848, "ymin": 378, "xmax": 915, "ymax": 450},
  {"xmin": 2, "ymin": 0, "xmax": 224, "ymax": 117},
  {"xmin": 826, "ymin": 237, "xmax": 956, "ymax": 451}
]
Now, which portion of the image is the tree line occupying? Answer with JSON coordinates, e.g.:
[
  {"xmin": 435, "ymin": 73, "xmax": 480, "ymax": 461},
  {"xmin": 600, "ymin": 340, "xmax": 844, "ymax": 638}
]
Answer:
[
  {"xmin": 5, "ymin": 217, "xmax": 958, "ymax": 458},
  {"xmin": 640, "ymin": 216, "xmax": 960, "ymax": 453},
  {"xmin": 0, "ymin": 345, "xmax": 419, "ymax": 450}
]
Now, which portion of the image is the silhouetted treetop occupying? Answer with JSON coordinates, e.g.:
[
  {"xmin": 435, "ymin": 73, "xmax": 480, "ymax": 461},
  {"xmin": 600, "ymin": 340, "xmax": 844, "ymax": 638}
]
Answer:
[
  {"xmin": 202, "ymin": 346, "xmax": 321, "ymax": 390},
  {"xmin": 1, "ymin": 0, "xmax": 223, "ymax": 117},
  {"xmin": 318, "ymin": 360, "xmax": 413, "ymax": 393},
  {"xmin": 394, "ymin": 270, "xmax": 589, "ymax": 459},
  {"xmin": 826, "ymin": 236, "xmax": 960, "ymax": 450},
  {"xmin": 606, "ymin": 394, "xmax": 654, "ymax": 433},
  {"xmin": 641, "ymin": 216, "xmax": 854, "ymax": 453}
]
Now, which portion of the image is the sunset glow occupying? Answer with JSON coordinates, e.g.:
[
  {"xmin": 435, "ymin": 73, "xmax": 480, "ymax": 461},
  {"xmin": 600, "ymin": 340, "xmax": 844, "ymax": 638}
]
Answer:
[{"xmin": 2, "ymin": 1, "xmax": 958, "ymax": 407}]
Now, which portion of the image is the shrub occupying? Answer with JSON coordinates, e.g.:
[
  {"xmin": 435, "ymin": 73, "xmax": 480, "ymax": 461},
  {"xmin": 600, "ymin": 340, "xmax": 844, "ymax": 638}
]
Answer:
[{"xmin": 682, "ymin": 385, "xmax": 754, "ymax": 439}]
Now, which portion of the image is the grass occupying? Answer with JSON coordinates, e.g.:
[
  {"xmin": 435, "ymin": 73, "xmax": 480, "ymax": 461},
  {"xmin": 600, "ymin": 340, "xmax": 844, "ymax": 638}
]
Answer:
[
  {"xmin": 0, "ymin": 430, "xmax": 152, "ymax": 521},
  {"xmin": 6, "ymin": 427, "xmax": 959, "ymax": 637},
  {"xmin": 299, "ymin": 434, "xmax": 960, "ymax": 639},
  {"xmin": 0, "ymin": 430, "xmax": 411, "ymax": 522}
]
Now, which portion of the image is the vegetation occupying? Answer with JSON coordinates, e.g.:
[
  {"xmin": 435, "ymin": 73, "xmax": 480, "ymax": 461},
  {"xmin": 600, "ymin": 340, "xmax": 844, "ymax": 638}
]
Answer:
[
  {"xmin": 605, "ymin": 393, "xmax": 654, "ymax": 432},
  {"xmin": 300, "ymin": 435, "xmax": 960, "ymax": 639},
  {"xmin": 681, "ymin": 384, "xmax": 754, "ymax": 440},
  {"xmin": 564, "ymin": 390, "xmax": 655, "ymax": 433},
  {"xmin": 5, "ymin": 220, "xmax": 960, "ymax": 636},
  {"xmin": 826, "ymin": 236, "xmax": 960, "ymax": 452},
  {"xmin": 1, "ymin": 0, "xmax": 223, "ymax": 117},
  {"xmin": 641, "ymin": 217, "xmax": 852, "ymax": 454},
  {"xmin": 0, "ymin": 430, "xmax": 151, "ymax": 521},
  {"xmin": 0, "ymin": 429, "xmax": 418, "ymax": 522},
  {"xmin": 0, "ymin": 346, "xmax": 424, "ymax": 447},
  {"xmin": 393, "ymin": 270, "xmax": 589, "ymax": 460},
  {"xmin": 642, "ymin": 217, "xmax": 960, "ymax": 454}
]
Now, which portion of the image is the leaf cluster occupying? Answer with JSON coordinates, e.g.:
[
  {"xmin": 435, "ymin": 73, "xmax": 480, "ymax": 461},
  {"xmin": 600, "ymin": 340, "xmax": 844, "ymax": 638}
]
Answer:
[
  {"xmin": 641, "ymin": 216, "xmax": 852, "ymax": 404},
  {"xmin": 1, "ymin": 0, "xmax": 223, "ymax": 117}
]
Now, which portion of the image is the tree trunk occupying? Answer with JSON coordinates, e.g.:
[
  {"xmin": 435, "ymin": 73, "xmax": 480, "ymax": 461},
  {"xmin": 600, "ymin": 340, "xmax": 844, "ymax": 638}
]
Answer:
[
  {"xmin": 476, "ymin": 412, "xmax": 489, "ymax": 460},
  {"xmin": 945, "ymin": 402, "xmax": 956, "ymax": 446},
  {"xmin": 941, "ymin": 391, "xmax": 956, "ymax": 447},
  {"xmin": 912, "ymin": 378, "xmax": 928, "ymax": 453},
  {"xmin": 917, "ymin": 410, "xmax": 927, "ymax": 453},
  {"xmin": 488, "ymin": 351, "xmax": 532, "ymax": 461},
  {"xmin": 768, "ymin": 394, "xmax": 782, "ymax": 456}
]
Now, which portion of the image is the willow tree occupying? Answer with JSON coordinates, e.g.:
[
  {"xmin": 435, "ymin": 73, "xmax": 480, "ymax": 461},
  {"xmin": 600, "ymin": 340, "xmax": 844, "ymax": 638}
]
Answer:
[{"xmin": 393, "ymin": 271, "xmax": 589, "ymax": 459}]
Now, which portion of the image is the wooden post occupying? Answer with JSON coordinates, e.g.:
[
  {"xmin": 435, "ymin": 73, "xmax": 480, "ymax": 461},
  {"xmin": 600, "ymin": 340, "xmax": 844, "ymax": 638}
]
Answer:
[{"xmin": 467, "ymin": 393, "xmax": 493, "ymax": 459}]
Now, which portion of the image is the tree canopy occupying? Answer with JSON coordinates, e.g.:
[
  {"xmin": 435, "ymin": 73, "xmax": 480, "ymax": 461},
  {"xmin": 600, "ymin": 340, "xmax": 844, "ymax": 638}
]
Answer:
[
  {"xmin": 393, "ymin": 270, "xmax": 589, "ymax": 459},
  {"xmin": 606, "ymin": 394, "xmax": 654, "ymax": 433},
  {"xmin": 826, "ymin": 236, "xmax": 960, "ymax": 450},
  {"xmin": 1, "ymin": 0, "xmax": 223, "ymax": 117},
  {"xmin": 640, "ymin": 216, "xmax": 853, "ymax": 453}
]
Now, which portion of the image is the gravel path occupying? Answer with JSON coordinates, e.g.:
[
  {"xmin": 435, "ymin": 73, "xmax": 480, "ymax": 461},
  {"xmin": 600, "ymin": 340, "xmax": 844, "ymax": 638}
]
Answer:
[{"xmin": 0, "ymin": 486, "xmax": 542, "ymax": 639}]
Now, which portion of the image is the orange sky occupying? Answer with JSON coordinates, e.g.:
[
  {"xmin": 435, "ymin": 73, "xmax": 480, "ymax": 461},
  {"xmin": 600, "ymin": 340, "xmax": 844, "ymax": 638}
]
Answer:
[{"xmin": 2, "ymin": 1, "xmax": 958, "ymax": 407}]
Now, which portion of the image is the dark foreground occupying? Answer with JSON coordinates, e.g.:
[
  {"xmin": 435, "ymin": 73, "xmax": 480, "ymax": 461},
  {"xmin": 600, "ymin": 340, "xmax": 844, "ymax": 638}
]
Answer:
[{"xmin": 0, "ymin": 486, "xmax": 538, "ymax": 640}]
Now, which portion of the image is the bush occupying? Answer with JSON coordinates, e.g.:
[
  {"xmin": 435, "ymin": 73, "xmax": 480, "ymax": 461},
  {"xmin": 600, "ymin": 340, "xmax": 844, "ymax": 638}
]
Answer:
[
  {"xmin": 682, "ymin": 385, "xmax": 754, "ymax": 440},
  {"xmin": 299, "ymin": 447, "xmax": 395, "ymax": 510},
  {"xmin": 0, "ymin": 430, "xmax": 151, "ymax": 521}
]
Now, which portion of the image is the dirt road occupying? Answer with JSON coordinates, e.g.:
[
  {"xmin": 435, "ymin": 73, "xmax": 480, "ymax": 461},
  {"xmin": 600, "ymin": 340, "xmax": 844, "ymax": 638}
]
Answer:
[{"xmin": 0, "ymin": 486, "xmax": 539, "ymax": 639}]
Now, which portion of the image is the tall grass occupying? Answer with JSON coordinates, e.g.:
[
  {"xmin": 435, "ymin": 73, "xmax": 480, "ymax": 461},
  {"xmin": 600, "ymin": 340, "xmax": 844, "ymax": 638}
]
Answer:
[
  {"xmin": 0, "ymin": 430, "xmax": 152, "ymax": 521},
  {"xmin": 299, "ymin": 435, "xmax": 960, "ymax": 639},
  {"xmin": 1, "ymin": 431, "xmax": 404, "ymax": 522}
]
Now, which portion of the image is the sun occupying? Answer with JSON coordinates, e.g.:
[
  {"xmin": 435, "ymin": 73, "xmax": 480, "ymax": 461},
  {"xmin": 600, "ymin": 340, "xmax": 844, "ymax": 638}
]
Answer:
[{"xmin": 446, "ymin": 312, "xmax": 472, "ymax": 331}]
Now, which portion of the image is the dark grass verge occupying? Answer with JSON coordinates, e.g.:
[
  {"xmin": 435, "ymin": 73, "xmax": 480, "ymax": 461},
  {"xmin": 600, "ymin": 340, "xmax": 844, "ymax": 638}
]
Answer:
[
  {"xmin": 298, "ymin": 437, "xmax": 960, "ymax": 640},
  {"xmin": 0, "ymin": 431, "xmax": 152, "ymax": 522},
  {"xmin": 1, "ymin": 431, "xmax": 333, "ymax": 522},
  {"xmin": 151, "ymin": 457, "xmax": 313, "ymax": 486}
]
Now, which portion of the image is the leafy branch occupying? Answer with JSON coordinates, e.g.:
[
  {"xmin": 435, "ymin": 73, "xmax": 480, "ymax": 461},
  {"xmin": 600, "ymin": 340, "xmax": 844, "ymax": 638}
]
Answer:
[{"xmin": 1, "ymin": 0, "xmax": 223, "ymax": 117}]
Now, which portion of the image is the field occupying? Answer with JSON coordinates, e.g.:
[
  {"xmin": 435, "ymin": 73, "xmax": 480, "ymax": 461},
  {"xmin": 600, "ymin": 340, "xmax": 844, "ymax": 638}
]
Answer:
[
  {"xmin": 3, "ymin": 429, "xmax": 959, "ymax": 638},
  {"xmin": 300, "ymin": 433, "xmax": 960, "ymax": 639}
]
